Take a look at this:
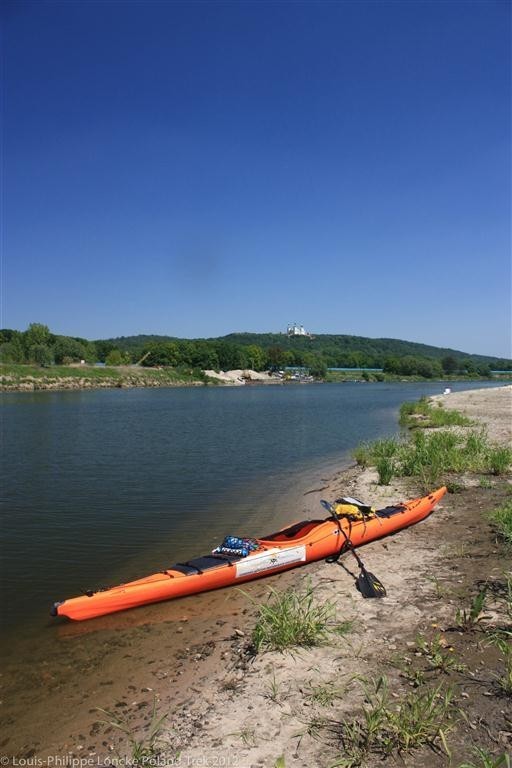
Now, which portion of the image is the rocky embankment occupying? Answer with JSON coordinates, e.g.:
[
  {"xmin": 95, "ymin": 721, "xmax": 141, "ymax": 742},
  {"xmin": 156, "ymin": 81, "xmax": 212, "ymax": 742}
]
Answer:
[
  {"xmin": 0, "ymin": 366, "xmax": 281, "ymax": 391},
  {"xmin": 0, "ymin": 367, "xmax": 205, "ymax": 392}
]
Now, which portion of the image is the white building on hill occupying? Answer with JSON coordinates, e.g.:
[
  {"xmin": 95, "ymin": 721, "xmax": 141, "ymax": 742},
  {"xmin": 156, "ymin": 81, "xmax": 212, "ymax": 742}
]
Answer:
[{"xmin": 287, "ymin": 323, "xmax": 311, "ymax": 337}]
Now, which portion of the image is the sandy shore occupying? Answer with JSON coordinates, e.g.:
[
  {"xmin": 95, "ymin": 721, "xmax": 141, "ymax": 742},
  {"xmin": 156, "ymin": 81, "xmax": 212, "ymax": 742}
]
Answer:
[
  {"xmin": 431, "ymin": 384, "xmax": 512, "ymax": 444},
  {"xmin": 3, "ymin": 386, "xmax": 511, "ymax": 766}
]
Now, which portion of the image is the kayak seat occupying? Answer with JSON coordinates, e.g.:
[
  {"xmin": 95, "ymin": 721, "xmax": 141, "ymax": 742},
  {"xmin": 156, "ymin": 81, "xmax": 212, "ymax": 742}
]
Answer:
[
  {"xmin": 172, "ymin": 553, "xmax": 242, "ymax": 575},
  {"xmin": 375, "ymin": 505, "xmax": 407, "ymax": 518},
  {"xmin": 262, "ymin": 519, "xmax": 324, "ymax": 542}
]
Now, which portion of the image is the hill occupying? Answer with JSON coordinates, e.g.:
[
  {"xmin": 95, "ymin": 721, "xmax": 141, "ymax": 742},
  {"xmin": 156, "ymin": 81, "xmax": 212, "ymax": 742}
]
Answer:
[
  {"xmin": 100, "ymin": 331, "xmax": 510, "ymax": 370},
  {"xmin": 2, "ymin": 324, "xmax": 510, "ymax": 378}
]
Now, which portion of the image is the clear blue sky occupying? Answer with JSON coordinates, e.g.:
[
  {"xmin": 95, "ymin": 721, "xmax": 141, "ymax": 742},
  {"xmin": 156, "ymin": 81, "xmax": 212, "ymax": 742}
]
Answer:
[{"xmin": 2, "ymin": 0, "xmax": 511, "ymax": 357}]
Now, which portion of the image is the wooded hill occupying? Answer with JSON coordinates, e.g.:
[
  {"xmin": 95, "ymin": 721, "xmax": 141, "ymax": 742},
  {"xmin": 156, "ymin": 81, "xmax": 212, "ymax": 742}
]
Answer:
[
  {"xmin": 1, "ymin": 325, "xmax": 510, "ymax": 379},
  {"xmin": 97, "ymin": 331, "xmax": 511, "ymax": 377}
]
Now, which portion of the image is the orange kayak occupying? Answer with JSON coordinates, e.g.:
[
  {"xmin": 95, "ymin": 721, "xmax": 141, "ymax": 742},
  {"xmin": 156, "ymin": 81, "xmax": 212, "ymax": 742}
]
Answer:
[{"xmin": 51, "ymin": 487, "xmax": 446, "ymax": 621}]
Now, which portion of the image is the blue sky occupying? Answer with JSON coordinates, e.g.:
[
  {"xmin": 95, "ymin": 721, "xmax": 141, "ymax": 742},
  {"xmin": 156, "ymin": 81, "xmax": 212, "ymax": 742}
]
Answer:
[{"xmin": 3, "ymin": 0, "xmax": 511, "ymax": 357}]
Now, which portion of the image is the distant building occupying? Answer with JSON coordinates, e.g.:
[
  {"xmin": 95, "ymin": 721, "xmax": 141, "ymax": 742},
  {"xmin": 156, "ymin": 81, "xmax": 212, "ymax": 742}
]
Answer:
[{"xmin": 287, "ymin": 323, "xmax": 311, "ymax": 337}]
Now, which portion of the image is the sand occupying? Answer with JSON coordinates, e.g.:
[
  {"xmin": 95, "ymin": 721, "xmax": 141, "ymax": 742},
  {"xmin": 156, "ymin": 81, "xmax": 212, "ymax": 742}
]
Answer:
[
  {"xmin": 204, "ymin": 369, "xmax": 281, "ymax": 385},
  {"xmin": 430, "ymin": 384, "xmax": 512, "ymax": 444}
]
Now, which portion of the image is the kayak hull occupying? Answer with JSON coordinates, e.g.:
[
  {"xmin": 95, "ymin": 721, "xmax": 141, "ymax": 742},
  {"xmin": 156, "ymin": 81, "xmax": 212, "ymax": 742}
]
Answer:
[{"xmin": 52, "ymin": 487, "xmax": 446, "ymax": 621}]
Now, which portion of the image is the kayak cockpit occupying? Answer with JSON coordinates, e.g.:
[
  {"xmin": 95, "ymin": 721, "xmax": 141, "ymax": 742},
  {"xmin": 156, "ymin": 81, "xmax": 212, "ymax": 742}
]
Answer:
[{"xmin": 259, "ymin": 519, "xmax": 326, "ymax": 542}]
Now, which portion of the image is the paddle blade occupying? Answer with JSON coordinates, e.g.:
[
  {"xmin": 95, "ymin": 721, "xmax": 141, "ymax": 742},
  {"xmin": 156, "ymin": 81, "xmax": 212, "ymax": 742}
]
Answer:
[{"xmin": 355, "ymin": 570, "xmax": 387, "ymax": 598}]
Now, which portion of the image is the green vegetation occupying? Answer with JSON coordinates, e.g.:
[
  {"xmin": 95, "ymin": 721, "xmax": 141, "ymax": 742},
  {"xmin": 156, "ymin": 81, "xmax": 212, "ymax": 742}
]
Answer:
[
  {"xmin": 331, "ymin": 676, "xmax": 456, "ymax": 767},
  {"xmin": 415, "ymin": 633, "xmax": 466, "ymax": 674},
  {"xmin": 488, "ymin": 631, "xmax": 512, "ymax": 696},
  {"xmin": 97, "ymin": 699, "xmax": 169, "ymax": 765},
  {"xmin": 458, "ymin": 748, "xmax": 511, "ymax": 768},
  {"xmin": 2, "ymin": 324, "xmax": 510, "ymax": 380},
  {"xmin": 306, "ymin": 679, "xmax": 348, "ymax": 706},
  {"xmin": 0, "ymin": 362, "xmax": 207, "ymax": 389},
  {"xmin": 454, "ymin": 588, "xmax": 488, "ymax": 632},
  {"xmin": 488, "ymin": 500, "xmax": 512, "ymax": 547},
  {"xmin": 0, "ymin": 323, "xmax": 97, "ymax": 366},
  {"xmin": 353, "ymin": 424, "xmax": 512, "ymax": 491},
  {"xmin": 249, "ymin": 582, "xmax": 350, "ymax": 653},
  {"xmin": 399, "ymin": 397, "xmax": 473, "ymax": 428}
]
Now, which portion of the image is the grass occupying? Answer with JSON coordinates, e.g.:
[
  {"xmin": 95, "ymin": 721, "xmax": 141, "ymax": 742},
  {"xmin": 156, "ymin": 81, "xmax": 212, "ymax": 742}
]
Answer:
[
  {"xmin": 454, "ymin": 588, "xmax": 488, "ymax": 632},
  {"xmin": 415, "ymin": 633, "xmax": 466, "ymax": 674},
  {"xmin": 353, "ymin": 427, "xmax": 511, "ymax": 490},
  {"xmin": 488, "ymin": 631, "xmax": 512, "ymax": 696},
  {"xmin": 307, "ymin": 679, "xmax": 348, "ymax": 707},
  {"xmin": 458, "ymin": 748, "xmax": 511, "ymax": 767},
  {"xmin": 97, "ymin": 699, "xmax": 168, "ymax": 764},
  {"xmin": 400, "ymin": 397, "xmax": 473, "ymax": 428},
  {"xmin": 376, "ymin": 456, "xmax": 395, "ymax": 485},
  {"xmin": 488, "ymin": 499, "xmax": 512, "ymax": 547},
  {"xmin": 330, "ymin": 675, "xmax": 456, "ymax": 767},
  {"xmin": 249, "ymin": 581, "xmax": 350, "ymax": 653},
  {"xmin": 264, "ymin": 672, "xmax": 283, "ymax": 703},
  {"xmin": 0, "ymin": 362, "xmax": 208, "ymax": 387}
]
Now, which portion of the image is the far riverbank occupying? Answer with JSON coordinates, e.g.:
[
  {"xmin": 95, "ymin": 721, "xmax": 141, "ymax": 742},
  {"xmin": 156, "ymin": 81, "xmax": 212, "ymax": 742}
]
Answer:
[{"xmin": 2, "ymin": 362, "xmax": 510, "ymax": 392}]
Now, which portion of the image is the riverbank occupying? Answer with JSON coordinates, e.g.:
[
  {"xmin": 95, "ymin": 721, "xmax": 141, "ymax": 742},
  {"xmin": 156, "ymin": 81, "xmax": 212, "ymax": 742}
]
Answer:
[
  {"xmin": 0, "ymin": 363, "xmax": 209, "ymax": 391},
  {"xmin": 2, "ymin": 363, "xmax": 509, "ymax": 392},
  {"xmin": 2, "ymin": 386, "xmax": 511, "ymax": 766}
]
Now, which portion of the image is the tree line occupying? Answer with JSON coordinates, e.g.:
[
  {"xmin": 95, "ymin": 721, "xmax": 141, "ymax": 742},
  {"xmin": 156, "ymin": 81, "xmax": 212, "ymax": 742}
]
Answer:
[{"xmin": 1, "ymin": 324, "xmax": 510, "ymax": 379}]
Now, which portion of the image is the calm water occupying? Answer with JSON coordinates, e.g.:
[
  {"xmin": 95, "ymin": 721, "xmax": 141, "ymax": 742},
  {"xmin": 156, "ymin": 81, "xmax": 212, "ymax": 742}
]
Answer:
[{"xmin": 0, "ymin": 380, "xmax": 502, "ymax": 639}]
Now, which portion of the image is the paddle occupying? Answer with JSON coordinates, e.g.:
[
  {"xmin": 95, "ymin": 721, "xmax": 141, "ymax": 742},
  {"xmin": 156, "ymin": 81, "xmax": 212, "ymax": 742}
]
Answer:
[{"xmin": 320, "ymin": 499, "xmax": 387, "ymax": 598}]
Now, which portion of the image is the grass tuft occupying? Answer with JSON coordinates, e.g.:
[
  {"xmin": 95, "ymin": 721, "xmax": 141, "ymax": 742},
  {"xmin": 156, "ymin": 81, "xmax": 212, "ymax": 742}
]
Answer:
[
  {"xmin": 353, "ymin": 416, "xmax": 510, "ymax": 490},
  {"xmin": 457, "ymin": 747, "xmax": 511, "ymax": 767},
  {"xmin": 488, "ymin": 500, "xmax": 512, "ymax": 547},
  {"xmin": 250, "ymin": 581, "xmax": 345, "ymax": 653},
  {"xmin": 96, "ymin": 698, "xmax": 168, "ymax": 764},
  {"xmin": 331, "ymin": 675, "xmax": 456, "ymax": 767},
  {"xmin": 400, "ymin": 397, "xmax": 473, "ymax": 428}
]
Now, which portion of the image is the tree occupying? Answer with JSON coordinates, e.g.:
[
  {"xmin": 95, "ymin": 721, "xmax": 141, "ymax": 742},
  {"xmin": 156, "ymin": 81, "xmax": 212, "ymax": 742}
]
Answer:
[
  {"xmin": 141, "ymin": 342, "xmax": 179, "ymax": 367},
  {"xmin": 30, "ymin": 344, "xmax": 54, "ymax": 367},
  {"xmin": 216, "ymin": 343, "xmax": 248, "ymax": 370},
  {"xmin": 54, "ymin": 336, "xmax": 89, "ymax": 364},
  {"xmin": 106, "ymin": 349, "xmax": 128, "ymax": 366},
  {"xmin": 267, "ymin": 346, "xmax": 287, "ymax": 369},
  {"xmin": 95, "ymin": 340, "xmax": 116, "ymax": 363},
  {"xmin": 441, "ymin": 355, "xmax": 459, "ymax": 375},
  {"xmin": 0, "ymin": 332, "xmax": 25, "ymax": 363},
  {"xmin": 302, "ymin": 352, "xmax": 327, "ymax": 379},
  {"xmin": 24, "ymin": 323, "xmax": 51, "ymax": 349},
  {"xmin": 245, "ymin": 344, "xmax": 267, "ymax": 371}
]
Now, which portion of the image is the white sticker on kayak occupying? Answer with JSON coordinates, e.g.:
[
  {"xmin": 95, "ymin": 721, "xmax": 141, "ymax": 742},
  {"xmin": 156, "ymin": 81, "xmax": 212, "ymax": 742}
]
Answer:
[{"xmin": 235, "ymin": 546, "xmax": 307, "ymax": 578}]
